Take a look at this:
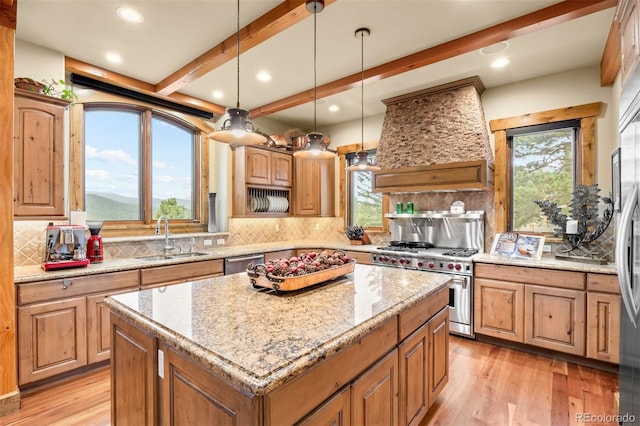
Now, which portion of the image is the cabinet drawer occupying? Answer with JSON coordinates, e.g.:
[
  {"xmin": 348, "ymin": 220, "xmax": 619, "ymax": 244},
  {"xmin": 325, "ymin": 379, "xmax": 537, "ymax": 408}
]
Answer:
[
  {"xmin": 343, "ymin": 250, "xmax": 372, "ymax": 265},
  {"xmin": 141, "ymin": 259, "xmax": 223, "ymax": 287},
  {"xmin": 475, "ymin": 263, "xmax": 585, "ymax": 290},
  {"xmin": 17, "ymin": 270, "xmax": 140, "ymax": 305},
  {"xmin": 587, "ymin": 273, "xmax": 620, "ymax": 294}
]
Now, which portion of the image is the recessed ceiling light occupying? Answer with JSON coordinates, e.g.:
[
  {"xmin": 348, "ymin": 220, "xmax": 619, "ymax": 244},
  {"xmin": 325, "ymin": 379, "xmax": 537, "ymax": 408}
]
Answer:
[
  {"xmin": 212, "ymin": 90, "xmax": 224, "ymax": 100},
  {"xmin": 105, "ymin": 52, "xmax": 122, "ymax": 64},
  {"xmin": 491, "ymin": 57, "xmax": 511, "ymax": 69},
  {"xmin": 256, "ymin": 71, "xmax": 271, "ymax": 82},
  {"xmin": 480, "ymin": 41, "xmax": 509, "ymax": 55},
  {"xmin": 328, "ymin": 105, "xmax": 340, "ymax": 112},
  {"xmin": 116, "ymin": 6, "xmax": 144, "ymax": 23}
]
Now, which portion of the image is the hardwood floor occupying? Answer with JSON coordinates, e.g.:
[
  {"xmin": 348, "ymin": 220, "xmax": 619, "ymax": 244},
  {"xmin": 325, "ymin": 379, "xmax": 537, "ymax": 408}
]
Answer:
[{"xmin": 0, "ymin": 337, "xmax": 618, "ymax": 425}]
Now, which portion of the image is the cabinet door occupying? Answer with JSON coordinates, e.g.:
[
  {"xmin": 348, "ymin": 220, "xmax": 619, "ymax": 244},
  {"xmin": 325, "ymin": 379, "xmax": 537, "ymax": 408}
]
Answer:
[
  {"xmin": 297, "ymin": 386, "xmax": 351, "ymax": 426},
  {"xmin": 524, "ymin": 285, "xmax": 586, "ymax": 356},
  {"xmin": 271, "ymin": 151, "xmax": 292, "ymax": 187},
  {"xmin": 160, "ymin": 343, "xmax": 257, "ymax": 426},
  {"xmin": 474, "ymin": 278, "xmax": 524, "ymax": 343},
  {"xmin": 427, "ymin": 307, "xmax": 449, "ymax": 407},
  {"xmin": 398, "ymin": 322, "xmax": 428, "ymax": 426},
  {"xmin": 17, "ymin": 297, "xmax": 87, "ymax": 385},
  {"xmin": 621, "ymin": 0, "xmax": 640, "ymax": 87},
  {"xmin": 294, "ymin": 157, "xmax": 321, "ymax": 215},
  {"xmin": 352, "ymin": 349, "xmax": 398, "ymax": 426},
  {"xmin": 587, "ymin": 292, "xmax": 621, "ymax": 364},
  {"xmin": 87, "ymin": 289, "xmax": 136, "ymax": 364},
  {"xmin": 14, "ymin": 92, "xmax": 68, "ymax": 216},
  {"xmin": 245, "ymin": 147, "xmax": 271, "ymax": 185}
]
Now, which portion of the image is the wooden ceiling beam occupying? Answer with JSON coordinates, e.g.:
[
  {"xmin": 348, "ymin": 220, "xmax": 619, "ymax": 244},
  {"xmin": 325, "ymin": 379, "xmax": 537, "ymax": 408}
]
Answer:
[
  {"xmin": 250, "ymin": 0, "xmax": 617, "ymax": 119},
  {"xmin": 155, "ymin": 0, "xmax": 336, "ymax": 96},
  {"xmin": 65, "ymin": 56, "xmax": 226, "ymax": 115}
]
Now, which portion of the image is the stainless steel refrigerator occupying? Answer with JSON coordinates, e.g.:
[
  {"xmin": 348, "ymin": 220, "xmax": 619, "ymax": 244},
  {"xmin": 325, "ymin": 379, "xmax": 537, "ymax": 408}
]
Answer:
[{"xmin": 617, "ymin": 73, "xmax": 640, "ymax": 424}]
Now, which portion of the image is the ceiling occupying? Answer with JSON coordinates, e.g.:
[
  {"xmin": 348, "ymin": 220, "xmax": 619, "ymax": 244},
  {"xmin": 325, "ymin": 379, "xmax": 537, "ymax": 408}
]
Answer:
[{"xmin": 15, "ymin": 0, "xmax": 618, "ymax": 132}]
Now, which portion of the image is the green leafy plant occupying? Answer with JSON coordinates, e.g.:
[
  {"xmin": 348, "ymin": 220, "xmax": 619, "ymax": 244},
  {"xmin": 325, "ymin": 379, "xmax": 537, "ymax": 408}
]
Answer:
[
  {"xmin": 42, "ymin": 78, "xmax": 78, "ymax": 101},
  {"xmin": 534, "ymin": 184, "xmax": 613, "ymax": 253}
]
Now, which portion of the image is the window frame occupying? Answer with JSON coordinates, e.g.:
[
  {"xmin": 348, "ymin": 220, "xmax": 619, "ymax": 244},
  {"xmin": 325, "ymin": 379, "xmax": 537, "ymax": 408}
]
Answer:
[
  {"xmin": 489, "ymin": 102, "xmax": 602, "ymax": 236},
  {"xmin": 69, "ymin": 90, "xmax": 211, "ymax": 237},
  {"xmin": 337, "ymin": 142, "xmax": 389, "ymax": 233}
]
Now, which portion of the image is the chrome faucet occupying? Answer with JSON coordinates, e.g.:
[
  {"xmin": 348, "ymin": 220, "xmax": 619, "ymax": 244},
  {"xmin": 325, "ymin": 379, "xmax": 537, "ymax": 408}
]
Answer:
[{"xmin": 155, "ymin": 216, "xmax": 174, "ymax": 254}]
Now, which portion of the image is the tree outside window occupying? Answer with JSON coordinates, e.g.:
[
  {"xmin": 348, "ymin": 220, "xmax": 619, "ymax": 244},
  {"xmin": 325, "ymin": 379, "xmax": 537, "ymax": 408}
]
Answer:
[{"xmin": 347, "ymin": 151, "xmax": 382, "ymax": 227}]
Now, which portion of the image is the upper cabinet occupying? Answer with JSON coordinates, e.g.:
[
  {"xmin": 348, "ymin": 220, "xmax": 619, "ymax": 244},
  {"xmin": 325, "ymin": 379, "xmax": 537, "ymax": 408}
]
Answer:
[
  {"xmin": 621, "ymin": 0, "xmax": 640, "ymax": 88},
  {"xmin": 14, "ymin": 89, "xmax": 70, "ymax": 217},
  {"xmin": 293, "ymin": 156, "xmax": 335, "ymax": 216},
  {"xmin": 232, "ymin": 146, "xmax": 293, "ymax": 217}
]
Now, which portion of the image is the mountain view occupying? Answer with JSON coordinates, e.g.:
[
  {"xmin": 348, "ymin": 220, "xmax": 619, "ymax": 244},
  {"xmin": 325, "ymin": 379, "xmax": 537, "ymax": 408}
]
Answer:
[{"xmin": 86, "ymin": 192, "xmax": 191, "ymax": 221}]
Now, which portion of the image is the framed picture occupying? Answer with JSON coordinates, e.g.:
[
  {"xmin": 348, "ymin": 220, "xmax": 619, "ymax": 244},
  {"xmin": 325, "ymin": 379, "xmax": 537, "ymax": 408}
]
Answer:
[{"xmin": 612, "ymin": 147, "xmax": 621, "ymax": 212}]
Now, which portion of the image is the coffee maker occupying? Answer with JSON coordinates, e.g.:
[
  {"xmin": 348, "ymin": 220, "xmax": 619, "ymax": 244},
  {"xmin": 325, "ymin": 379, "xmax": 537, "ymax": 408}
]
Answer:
[
  {"xmin": 86, "ymin": 220, "xmax": 104, "ymax": 263},
  {"xmin": 42, "ymin": 223, "xmax": 90, "ymax": 271}
]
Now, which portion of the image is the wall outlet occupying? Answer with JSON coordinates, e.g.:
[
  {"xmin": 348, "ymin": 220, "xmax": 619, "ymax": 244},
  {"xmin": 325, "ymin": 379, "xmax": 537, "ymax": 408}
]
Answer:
[
  {"xmin": 543, "ymin": 244, "xmax": 551, "ymax": 252},
  {"xmin": 315, "ymin": 223, "xmax": 320, "ymax": 231},
  {"xmin": 217, "ymin": 238, "xmax": 225, "ymax": 245},
  {"xmin": 275, "ymin": 223, "xmax": 280, "ymax": 232},
  {"xmin": 203, "ymin": 239, "xmax": 213, "ymax": 246}
]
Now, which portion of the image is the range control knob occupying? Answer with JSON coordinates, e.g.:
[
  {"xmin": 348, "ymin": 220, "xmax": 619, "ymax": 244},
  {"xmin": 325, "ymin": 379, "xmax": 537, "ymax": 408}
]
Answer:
[
  {"xmin": 455, "ymin": 263, "xmax": 462, "ymax": 270},
  {"xmin": 417, "ymin": 261, "xmax": 424, "ymax": 267},
  {"xmin": 427, "ymin": 262, "xmax": 435, "ymax": 269},
  {"xmin": 391, "ymin": 258, "xmax": 397, "ymax": 264},
  {"xmin": 447, "ymin": 263, "xmax": 454, "ymax": 270}
]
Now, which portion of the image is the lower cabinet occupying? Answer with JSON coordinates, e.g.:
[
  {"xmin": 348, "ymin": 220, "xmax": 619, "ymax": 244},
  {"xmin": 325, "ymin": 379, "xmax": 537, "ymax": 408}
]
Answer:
[
  {"xmin": 586, "ymin": 273, "xmax": 621, "ymax": 364},
  {"xmin": 298, "ymin": 386, "xmax": 351, "ymax": 426},
  {"xmin": 352, "ymin": 349, "xmax": 399, "ymax": 426},
  {"xmin": 474, "ymin": 278, "xmax": 524, "ymax": 343}
]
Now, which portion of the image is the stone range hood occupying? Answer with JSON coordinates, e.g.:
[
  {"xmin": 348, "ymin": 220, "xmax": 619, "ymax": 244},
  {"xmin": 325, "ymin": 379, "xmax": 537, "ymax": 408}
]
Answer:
[{"xmin": 373, "ymin": 76, "xmax": 494, "ymax": 193}]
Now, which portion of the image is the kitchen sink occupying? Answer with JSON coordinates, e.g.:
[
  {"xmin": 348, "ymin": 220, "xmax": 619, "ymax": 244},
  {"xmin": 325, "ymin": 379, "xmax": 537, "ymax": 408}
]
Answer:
[{"xmin": 135, "ymin": 252, "xmax": 209, "ymax": 261}]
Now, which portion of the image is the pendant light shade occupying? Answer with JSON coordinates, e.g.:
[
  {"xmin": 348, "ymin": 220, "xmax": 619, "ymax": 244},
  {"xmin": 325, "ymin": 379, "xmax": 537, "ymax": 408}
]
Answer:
[
  {"xmin": 209, "ymin": 0, "xmax": 266, "ymax": 145},
  {"xmin": 294, "ymin": 0, "xmax": 335, "ymax": 159},
  {"xmin": 347, "ymin": 27, "xmax": 379, "ymax": 172}
]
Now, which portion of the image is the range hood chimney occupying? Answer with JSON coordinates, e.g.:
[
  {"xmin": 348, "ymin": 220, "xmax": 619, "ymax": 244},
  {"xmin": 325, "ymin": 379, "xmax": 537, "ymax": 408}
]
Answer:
[{"xmin": 373, "ymin": 76, "xmax": 494, "ymax": 193}]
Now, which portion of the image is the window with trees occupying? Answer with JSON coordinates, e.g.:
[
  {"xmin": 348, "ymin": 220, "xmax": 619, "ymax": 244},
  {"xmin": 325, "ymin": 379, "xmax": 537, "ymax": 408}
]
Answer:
[
  {"xmin": 508, "ymin": 120, "xmax": 579, "ymax": 232},
  {"xmin": 346, "ymin": 150, "xmax": 383, "ymax": 227},
  {"xmin": 83, "ymin": 105, "xmax": 198, "ymax": 223},
  {"xmin": 489, "ymin": 102, "xmax": 601, "ymax": 235}
]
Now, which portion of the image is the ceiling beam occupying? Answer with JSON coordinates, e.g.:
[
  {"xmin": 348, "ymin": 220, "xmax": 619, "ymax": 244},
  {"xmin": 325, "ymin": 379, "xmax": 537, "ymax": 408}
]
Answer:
[
  {"xmin": 155, "ymin": 0, "xmax": 337, "ymax": 96},
  {"xmin": 65, "ymin": 56, "xmax": 226, "ymax": 115},
  {"xmin": 250, "ymin": 0, "xmax": 617, "ymax": 119}
]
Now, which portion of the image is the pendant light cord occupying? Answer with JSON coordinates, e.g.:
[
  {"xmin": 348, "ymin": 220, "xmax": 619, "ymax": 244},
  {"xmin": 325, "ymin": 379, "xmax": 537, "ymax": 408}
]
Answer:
[
  {"xmin": 313, "ymin": 7, "xmax": 317, "ymax": 133},
  {"xmin": 236, "ymin": 0, "xmax": 240, "ymax": 109},
  {"xmin": 360, "ymin": 30, "xmax": 364, "ymax": 152}
]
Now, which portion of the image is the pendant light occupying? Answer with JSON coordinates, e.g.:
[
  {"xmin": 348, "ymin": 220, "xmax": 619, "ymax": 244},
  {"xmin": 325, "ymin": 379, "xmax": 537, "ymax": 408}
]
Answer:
[
  {"xmin": 293, "ymin": 0, "xmax": 335, "ymax": 159},
  {"xmin": 347, "ymin": 27, "xmax": 380, "ymax": 172},
  {"xmin": 209, "ymin": 0, "xmax": 267, "ymax": 145}
]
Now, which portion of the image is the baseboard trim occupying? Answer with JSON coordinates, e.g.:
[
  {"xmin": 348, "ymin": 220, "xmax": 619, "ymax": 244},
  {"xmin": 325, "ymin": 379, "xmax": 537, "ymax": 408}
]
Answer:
[{"xmin": 0, "ymin": 390, "xmax": 20, "ymax": 417}]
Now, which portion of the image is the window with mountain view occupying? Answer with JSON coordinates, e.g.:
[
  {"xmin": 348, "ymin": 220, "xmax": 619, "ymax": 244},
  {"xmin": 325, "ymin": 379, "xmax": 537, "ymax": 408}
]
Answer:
[
  {"xmin": 84, "ymin": 106, "xmax": 195, "ymax": 222},
  {"xmin": 508, "ymin": 120, "xmax": 579, "ymax": 233},
  {"xmin": 347, "ymin": 150, "xmax": 382, "ymax": 228}
]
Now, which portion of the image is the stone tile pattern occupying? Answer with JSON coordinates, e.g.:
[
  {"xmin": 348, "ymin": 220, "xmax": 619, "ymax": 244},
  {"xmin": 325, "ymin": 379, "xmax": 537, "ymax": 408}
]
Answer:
[{"xmin": 376, "ymin": 84, "xmax": 494, "ymax": 169}]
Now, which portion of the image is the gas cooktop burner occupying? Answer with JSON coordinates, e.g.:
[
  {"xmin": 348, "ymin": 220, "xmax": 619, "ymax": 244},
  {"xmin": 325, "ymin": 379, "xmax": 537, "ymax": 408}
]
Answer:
[
  {"xmin": 441, "ymin": 248, "xmax": 479, "ymax": 257},
  {"xmin": 383, "ymin": 241, "xmax": 435, "ymax": 250}
]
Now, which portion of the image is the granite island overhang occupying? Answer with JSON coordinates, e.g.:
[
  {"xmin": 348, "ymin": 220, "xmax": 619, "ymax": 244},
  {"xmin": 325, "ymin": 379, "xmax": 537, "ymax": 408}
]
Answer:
[{"xmin": 106, "ymin": 263, "xmax": 451, "ymax": 425}]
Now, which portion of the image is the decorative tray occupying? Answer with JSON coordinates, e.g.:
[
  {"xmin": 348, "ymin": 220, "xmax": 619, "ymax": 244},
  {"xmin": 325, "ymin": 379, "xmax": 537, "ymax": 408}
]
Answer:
[{"xmin": 247, "ymin": 250, "xmax": 355, "ymax": 292}]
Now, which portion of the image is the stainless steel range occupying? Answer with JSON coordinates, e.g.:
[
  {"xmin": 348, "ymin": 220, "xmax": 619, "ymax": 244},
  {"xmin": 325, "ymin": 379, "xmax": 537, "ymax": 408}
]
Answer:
[{"xmin": 372, "ymin": 211, "xmax": 484, "ymax": 338}]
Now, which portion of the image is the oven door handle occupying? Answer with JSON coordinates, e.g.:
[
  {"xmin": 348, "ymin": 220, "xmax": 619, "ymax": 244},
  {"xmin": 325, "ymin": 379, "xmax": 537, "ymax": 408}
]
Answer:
[{"xmin": 448, "ymin": 276, "xmax": 468, "ymax": 289}]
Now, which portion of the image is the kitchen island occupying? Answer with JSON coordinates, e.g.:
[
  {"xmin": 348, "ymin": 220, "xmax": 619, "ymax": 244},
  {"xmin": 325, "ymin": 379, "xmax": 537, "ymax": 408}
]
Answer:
[{"xmin": 105, "ymin": 263, "xmax": 451, "ymax": 425}]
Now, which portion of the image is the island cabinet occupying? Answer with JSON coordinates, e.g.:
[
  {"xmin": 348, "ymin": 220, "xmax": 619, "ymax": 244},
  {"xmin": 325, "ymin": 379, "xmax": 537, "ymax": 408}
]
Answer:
[
  {"xmin": 474, "ymin": 263, "xmax": 620, "ymax": 363},
  {"xmin": 107, "ymin": 268, "xmax": 450, "ymax": 426},
  {"xmin": 16, "ymin": 270, "xmax": 139, "ymax": 386},
  {"xmin": 293, "ymin": 156, "xmax": 335, "ymax": 216},
  {"xmin": 14, "ymin": 88, "xmax": 70, "ymax": 217},
  {"xmin": 232, "ymin": 145, "xmax": 292, "ymax": 217}
]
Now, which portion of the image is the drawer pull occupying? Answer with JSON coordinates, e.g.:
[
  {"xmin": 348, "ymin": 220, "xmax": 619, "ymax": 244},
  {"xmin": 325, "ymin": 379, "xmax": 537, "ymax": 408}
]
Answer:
[{"xmin": 62, "ymin": 278, "xmax": 71, "ymax": 289}]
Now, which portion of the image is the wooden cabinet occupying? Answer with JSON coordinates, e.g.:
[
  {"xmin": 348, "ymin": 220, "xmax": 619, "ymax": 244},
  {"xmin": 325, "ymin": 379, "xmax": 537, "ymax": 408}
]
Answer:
[
  {"xmin": 474, "ymin": 264, "xmax": 620, "ymax": 362},
  {"xmin": 343, "ymin": 250, "xmax": 372, "ymax": 265},
  {"xmin": 474, "ymin": 277, "xmax": 525, "ymax": 342},
  {"xmin": 17, "ymin": 297, "xmax": 87, "ymax": 385},
  {"xmin": 232, "ymin": 146, "xmax": 292, "ymax": 217},
  {"xmin": 298, "ymin": 386, "xmax": 351, "ymax": 426},
  {"xmin": 264, "ymin": 249, "xmax": 296, "ymax": 262},
  {"xmin": 621, "ymin": 0, "xmax": 640, "ymax": 88},
  {"xmin": 524, "ymin": 285, "xmax": 586, "ymax": 356},
  {"xmin": 398, "ymin": 307, "xmax": 448, "ymax": 426},
  {"xmin": 586, "ymin": 273, "xmax": 621, "ymax": 364},
  {"xmin": 293, "ymin": 156, "xmax": 335, "ymax": 216},
  {"xmin": 14, "ymin": 88, "xmax": 70, "ymax": 217},
  {"xmin": 16, "ymin": 270, "xmax": 139, "ymax": 386},
  {"xmin": 352, "ymin": 349, "xmax": 399, "ymax": 426},
  {"xmin": 140, "ymin": 259, "xmax": 223, "ymax": 288}
]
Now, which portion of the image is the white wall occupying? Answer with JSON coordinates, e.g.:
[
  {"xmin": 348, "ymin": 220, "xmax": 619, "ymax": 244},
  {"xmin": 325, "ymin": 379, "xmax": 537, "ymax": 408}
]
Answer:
[{"xmin": 15, "ymin": 39, "xmax": 64, "ymax": 83}]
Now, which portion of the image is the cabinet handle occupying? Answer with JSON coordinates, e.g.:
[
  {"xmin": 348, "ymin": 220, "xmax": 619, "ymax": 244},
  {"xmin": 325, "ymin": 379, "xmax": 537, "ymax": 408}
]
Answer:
[{"xmin": 62, "ymin": 278, "xmax": 71, "ymax": 289}]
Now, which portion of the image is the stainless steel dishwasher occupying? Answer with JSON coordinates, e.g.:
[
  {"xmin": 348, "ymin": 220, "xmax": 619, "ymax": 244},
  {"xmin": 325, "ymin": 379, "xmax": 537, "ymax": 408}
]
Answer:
[{"xmin": 224, "ymin": 253, "xmax": 265, "ymax": 275}]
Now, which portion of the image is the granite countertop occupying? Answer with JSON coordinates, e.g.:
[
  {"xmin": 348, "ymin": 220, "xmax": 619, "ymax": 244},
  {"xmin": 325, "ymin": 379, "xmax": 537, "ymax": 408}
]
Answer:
[
  {"xmin": 473, "ymin": 253, "xmax": 617, "ymax": 274},
  {"xmin": 105, "ymin": 264, "xmax": 450, "ymax": 395},
  {"xmin": 14, "ymin": 241, "xmax": 372, "ymax": 283}
]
